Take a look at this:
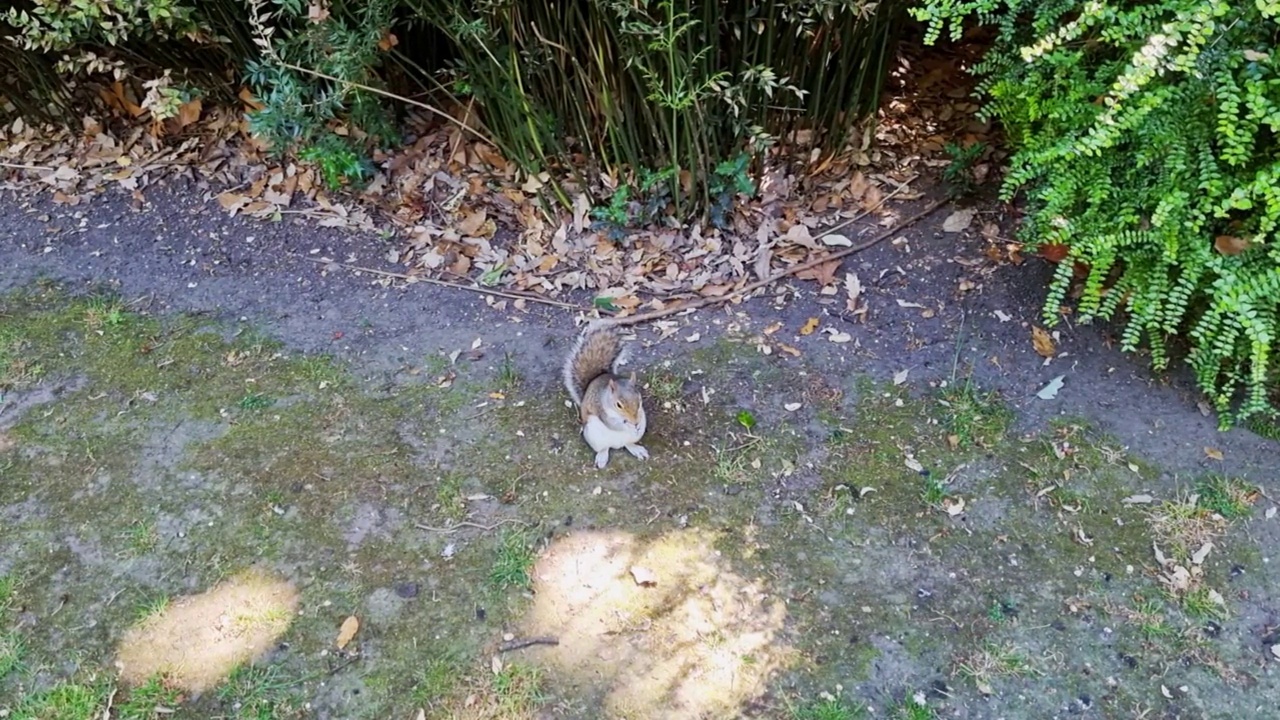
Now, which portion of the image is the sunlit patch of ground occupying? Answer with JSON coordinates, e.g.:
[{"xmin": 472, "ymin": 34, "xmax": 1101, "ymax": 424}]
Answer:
[
  {"xmin": 114, "ymin": 568, "xmax": 299, "ymax": 693},
  {"xmin": 520, "ymin": 529, "xmax": 793, "ymax": 719}
]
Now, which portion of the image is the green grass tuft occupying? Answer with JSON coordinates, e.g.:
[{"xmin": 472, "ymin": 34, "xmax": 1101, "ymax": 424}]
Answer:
[
  {"xmin": 1195, "ymin": 476, "xmax": 1256, "ymax": 519},
  {"xmin": 790, "ymin": 696, "xmax": 867, "ymax": 720},
  {"xmin": 489, "ymin": 530, "xmax": 536, "ymax": 590}
]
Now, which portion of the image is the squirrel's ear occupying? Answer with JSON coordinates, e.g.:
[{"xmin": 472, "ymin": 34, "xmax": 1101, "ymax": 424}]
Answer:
[{"xmin": 608, "ymin": 378, "xmax": 617, "ymax": 392}]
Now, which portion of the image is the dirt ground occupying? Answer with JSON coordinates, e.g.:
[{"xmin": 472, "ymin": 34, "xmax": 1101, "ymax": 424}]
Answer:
[{"xmin": 2, "ymin": 181, "xmax": 1279, "ymax": 720}]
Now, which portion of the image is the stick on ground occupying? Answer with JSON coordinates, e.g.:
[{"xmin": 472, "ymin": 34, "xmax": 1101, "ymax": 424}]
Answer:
[
  {"xmin": 297, "ymin": 256, "xmax": 580, "ymax": 310},
  {"xmin": 608, "ymin": 197, "xmax": 949, "ymax": 327},
  {"xmin": 498, "ymin": 636, "xmax": 560, "ymax": 653}
]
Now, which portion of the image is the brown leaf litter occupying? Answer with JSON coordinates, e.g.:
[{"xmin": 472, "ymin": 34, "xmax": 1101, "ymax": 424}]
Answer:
[{"xmin": 0, "ymin": 40, "xmax": 991, "ymax": 314}]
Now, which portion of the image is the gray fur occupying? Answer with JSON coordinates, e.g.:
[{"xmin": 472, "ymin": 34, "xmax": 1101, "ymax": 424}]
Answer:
[{"xmin": 563, "ymin": 321, "xmax": 623, "ymax": 405}]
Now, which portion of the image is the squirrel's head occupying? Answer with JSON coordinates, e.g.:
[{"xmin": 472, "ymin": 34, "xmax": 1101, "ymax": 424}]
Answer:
[{"xmin": 604, "ymin": 372, "xmax": 644, "ymax": 427}]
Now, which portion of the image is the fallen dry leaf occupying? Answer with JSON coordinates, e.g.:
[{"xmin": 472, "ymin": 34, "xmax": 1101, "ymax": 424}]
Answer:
[
  {"xmin": 630, "ymin": 566, "xmax": 657, "ymax": 586},
  {"xmin": 216, "ymin": 192, "xmax": 248, "ymax": 212},
  {"xmin": 1039, "ymin": 243, "xmax": 1070, "ymax": 263},
  {"xmin": 1214, "ymin": 235, "xmax": 1251, "ymax": 256},
  {"xmin": 336, "ymin": 616, "xmax": 360, "ymax": 649},
  {"xmin": 1036, "ymin": 375, "xmax": 1065, "ymax": 400},
  {"xmin": 782, "ymin": 223, "xmax": 818, "ymax": 249},
  {"xmin": 844, "ymin": 273, "xmax": 863, "ymax": 314},
  {"xmin": 1031, "ymin": 326, "xmax": 1056, "ymax": 358},
  {"xmin": 1204, "ymin": 447, "xmax": 1224, "ymax": 461},
  {"xmin": 1191, "ymin": 542, "xmax": 1214, "ymax": 565},
  {"xmin": 796, "ymin": 259, "xmax": 841, "ymax": 286},
  {"xmin": 860, "ymin": 183, "xmax": 884, "ymax": 211},
  {"xmin": 942, "ymin": 208, "xmax": 975, "ymax": 233},
  {"xmin": 175, "ymin": 98, "xmax": 202, "ymax": 129},
  {"xmin": 457, "ymin": 209, "xmax": 488, "ymax": 237},
  {"xmin": 800, "ymin": 317, "xmax": 819, "ymax": 336}
]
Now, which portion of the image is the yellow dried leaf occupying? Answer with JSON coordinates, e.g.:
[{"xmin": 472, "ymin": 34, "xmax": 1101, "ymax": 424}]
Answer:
[
  {"xmin": 336, "ymin": 615, "xmax": 359, "ymax": 649},
  {"xmin": 1031, "ymin": 326, "xmax": 1055, "ymax": 358},
  {"xmin": 217, "ymin": 192, "xmax": 248, "ymax": 212},
  {"xmin": 800, "ymin": 317, "xmax": 819, "ymax": 336},
  {"xmin": 1203, "ymin": 447, "xmax": 1224, "ymax": 461}
]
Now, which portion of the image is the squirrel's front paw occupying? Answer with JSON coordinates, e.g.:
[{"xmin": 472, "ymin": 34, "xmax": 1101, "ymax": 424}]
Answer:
[
  {"xmin": 594, "ymin": 449, "xmax": 611, "ymax": 469},
  {"xmin": 626, "ymin": 444, "xmax": 650, "ymax": 460}
]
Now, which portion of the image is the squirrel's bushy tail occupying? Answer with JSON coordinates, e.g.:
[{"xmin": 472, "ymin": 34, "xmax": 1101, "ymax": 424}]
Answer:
[{"xmin": 563, "ymin": 321, "xmax": 624, "ymax": 405}]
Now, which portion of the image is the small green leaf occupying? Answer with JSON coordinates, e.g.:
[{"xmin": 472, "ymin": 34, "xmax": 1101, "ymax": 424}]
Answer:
[
  {"xmin": 593, "ymin": 296, "xmax": 619, "ymax": 312},
  {"xmin": 478, "ymin": 265, "xmax": 504, "ymax": 286},
  {"xmin": 736, "ymin": 410, "xmax": 756, "ymax": 430}
]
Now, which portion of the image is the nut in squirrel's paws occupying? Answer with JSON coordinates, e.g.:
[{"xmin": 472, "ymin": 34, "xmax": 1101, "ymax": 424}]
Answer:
[{"xmin": 626, "ymin": 444, "xmax": 650, "ymax": 460}]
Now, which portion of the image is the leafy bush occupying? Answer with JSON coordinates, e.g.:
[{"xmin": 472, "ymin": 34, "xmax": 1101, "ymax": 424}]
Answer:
[
  {"xmin": 0, "ymin": 0, "xmax": 255, "ymax": 121},
  {"xmin": 4, "ymin": 1, "xmax": 906, "ymax": 219},
  {"xmin": 244, "ymin": 0, "xmax": 398, "ymax": 186},
  {"xmin": 914, "ymin": 0, "xmax": 1280, "ymax": 426}
]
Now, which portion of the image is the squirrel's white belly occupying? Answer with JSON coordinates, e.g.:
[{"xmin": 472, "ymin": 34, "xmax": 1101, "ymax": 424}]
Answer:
[{"xmin": 582, "ymin": 414, "xmax": 643, "ymax": 451}]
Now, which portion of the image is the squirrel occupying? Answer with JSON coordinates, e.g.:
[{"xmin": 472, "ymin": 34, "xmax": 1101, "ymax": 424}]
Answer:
[{"xmin": 562, "ymin": 321, "xmax": 649, "ymax": 469}]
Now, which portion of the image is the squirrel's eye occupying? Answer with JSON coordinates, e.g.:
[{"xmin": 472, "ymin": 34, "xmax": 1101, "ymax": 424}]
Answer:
[{"xmin": 615, "ymin": 401, "xmax": 623, "ymax": 409}]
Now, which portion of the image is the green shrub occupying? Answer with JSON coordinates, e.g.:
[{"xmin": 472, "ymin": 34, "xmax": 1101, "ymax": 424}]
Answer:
[
  {"xmin": 914, "ymin": 0, "xmax": 1280, "ymax": 426},
  {"xmin": 1, "ymin": 0, "xmax": 255, "ymax": 121},
  {"xmin": 244, "ymin": 0, "xmax": 399, "ymax": 181}
]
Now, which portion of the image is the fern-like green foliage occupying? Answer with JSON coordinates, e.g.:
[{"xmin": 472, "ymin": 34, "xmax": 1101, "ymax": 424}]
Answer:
[{"xmin": 913, "ymin": 0, "xmax": 1280, "ymax": 427}]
